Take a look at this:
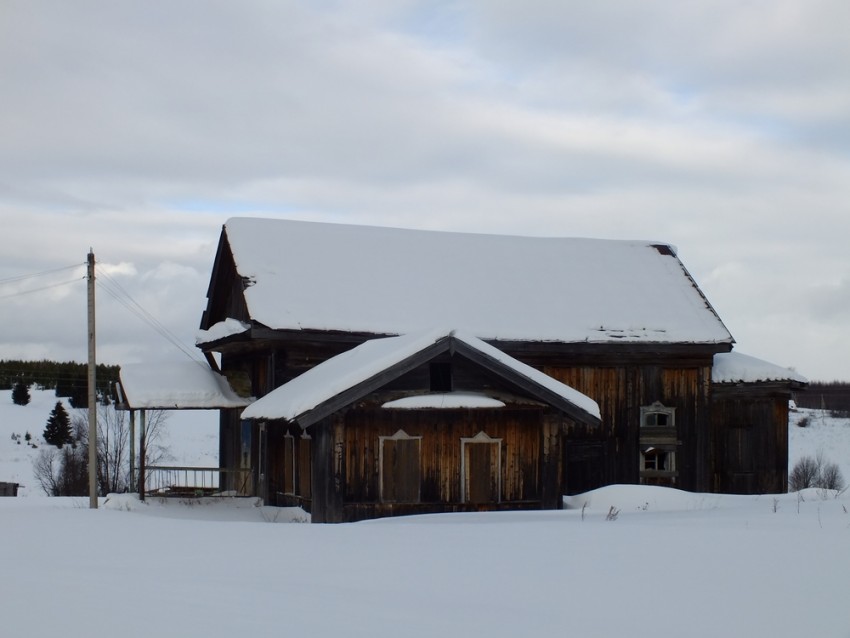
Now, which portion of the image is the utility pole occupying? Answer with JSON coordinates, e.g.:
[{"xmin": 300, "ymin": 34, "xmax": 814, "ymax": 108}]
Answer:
[{"xmin": 87, "ymin": 250, "xmax": 98, "ymax": 509}]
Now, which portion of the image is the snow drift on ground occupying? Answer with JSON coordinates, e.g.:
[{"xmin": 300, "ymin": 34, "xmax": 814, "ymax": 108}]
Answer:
[{"xmin": 1, "ymin": 389, "xmax": 849, "ymax": 638}]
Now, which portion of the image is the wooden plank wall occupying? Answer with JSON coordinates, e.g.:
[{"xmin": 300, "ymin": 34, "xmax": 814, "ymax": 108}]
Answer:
[
  {"xmin": 545, "ymin": 362, "xmax": 712, "ymax": 491},
  {"xmin": 711, "ymin": 387, "xmax": 790, "ymax": 494}
]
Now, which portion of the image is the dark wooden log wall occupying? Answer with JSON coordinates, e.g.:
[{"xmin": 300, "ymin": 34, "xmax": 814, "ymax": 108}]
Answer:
[
  {"xmin": 545, "ymin": 362, "xmax": 713, "ymax": 492},
  {"xmin": 302, "ymin": 405, "xmax": 568, "ymax": 523},
  {"xmin": 711, "ymin": 385, "xmax": 790, "ymax": 494},
  {"xmin": 343, "ymin": 407, "xmax": 544, "ymax": 499}
]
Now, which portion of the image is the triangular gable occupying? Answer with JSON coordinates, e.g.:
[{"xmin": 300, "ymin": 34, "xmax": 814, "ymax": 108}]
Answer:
[
  {"xmin": 203, "ymin": 218, "xmax": 733, "ymax": 346},
  {"xmin": 240, "ymin": 329, "xmax": 601, "ymax": 427}
]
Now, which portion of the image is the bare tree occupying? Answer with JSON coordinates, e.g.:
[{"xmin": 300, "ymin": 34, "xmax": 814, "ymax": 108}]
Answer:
[
  {"xmin": 789, "ymin": 453, "xmax": 846, "ymax": 492},
  {"xmin": 789, "ymin": 456, "xmax": 820, "ymax": 492},
  {"xmin": 820, "ymin": 462, "xmax": 846, "ymax": 491},
  {"xmin": 72, "ymin": 405, "xmax": 170, "ymax": 494},
  {"xmin": 33, "ymin": 448, "xmax": 60, "ymax": 496}
]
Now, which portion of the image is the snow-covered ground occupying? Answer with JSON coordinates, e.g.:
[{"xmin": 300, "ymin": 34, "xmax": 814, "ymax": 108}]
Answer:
[{"xmin": 1, "ymin": 389, "xmax": 849, "ymax": 637}]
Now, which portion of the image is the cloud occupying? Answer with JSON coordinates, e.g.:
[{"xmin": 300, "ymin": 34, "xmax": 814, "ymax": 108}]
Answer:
[{"xmin": 0, "ymin": 0, "xmax": 849, "ymax": 380}]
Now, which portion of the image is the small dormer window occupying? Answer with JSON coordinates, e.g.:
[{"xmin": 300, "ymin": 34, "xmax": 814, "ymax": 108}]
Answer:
[{"xmin": 430, "ymin": 362, "xmax": 452, "ymax": 392}]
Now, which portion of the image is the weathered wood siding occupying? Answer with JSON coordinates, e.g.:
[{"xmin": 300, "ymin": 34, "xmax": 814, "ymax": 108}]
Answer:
[
  {"xmin": 343, "ymin": 407, "xmax": 543, "ymax": 501},
  {"xmin": 292, "ymin": 402, "xmax": 571, "ymax": 522},
  {"xmin": 545, "ymin": 361, "xmax": 713, "ymax": 492},
  {"xmin": 711, "ymin": 385, "xmax": 790, "ymax": 494}
]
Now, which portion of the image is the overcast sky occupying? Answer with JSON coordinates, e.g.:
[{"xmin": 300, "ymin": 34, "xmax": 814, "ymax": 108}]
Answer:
[{"xmin": 1, "ymin": 1, "xmax": 849, "ymax": 381}]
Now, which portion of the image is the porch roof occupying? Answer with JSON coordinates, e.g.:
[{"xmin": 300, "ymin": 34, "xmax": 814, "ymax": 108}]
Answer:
[{"xmin": 116, "ymin": 361, "xmax": 254, "ymax": 410}]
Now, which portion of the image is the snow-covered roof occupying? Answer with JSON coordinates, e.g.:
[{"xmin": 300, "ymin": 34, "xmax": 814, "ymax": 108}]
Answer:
[
  {"xmin": 240, "ymin": 329, "xmax": 600, "ymax": 424},
  {"xmin": 117, "ymin": 361, "xmax": 254, "ymax": 410},
  {"xmin": 218, "ymin": 217, "xmax": 733, "ymax": 345},
  {"xmin": 712, "ymin": 352, "xmax": 808, "ymax": 385}
]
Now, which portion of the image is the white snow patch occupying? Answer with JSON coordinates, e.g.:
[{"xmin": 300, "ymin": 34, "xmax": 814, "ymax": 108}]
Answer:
[
  {"xmin": 382, "ymin": 392, "xmax": 506, "ymax": 409},
  {"xmin": 196, "ymin": 317, "xmax": 250, "ymax": 344}
]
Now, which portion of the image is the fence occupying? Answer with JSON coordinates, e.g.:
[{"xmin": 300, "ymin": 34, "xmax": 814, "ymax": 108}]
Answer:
[{"xmin": 140, "ymin": 466, "xmax": 253, "ymax": 498}]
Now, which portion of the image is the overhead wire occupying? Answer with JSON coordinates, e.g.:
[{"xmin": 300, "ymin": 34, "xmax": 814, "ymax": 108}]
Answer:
[
  {"xmin": 0, "ymin": 277, "xmax": 84, "ymax": 301},
  {"xmin": 0, "ymin": 262, "xmax": 83, "ymax": 286},
  {"xmin": 96, "ymin": 268, "xmax": 206, "ymax": 364}
]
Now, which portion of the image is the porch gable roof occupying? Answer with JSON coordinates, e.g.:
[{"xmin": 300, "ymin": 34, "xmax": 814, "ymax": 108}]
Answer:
[{"xmin": 240, "ymin": 328, "xmax": 600, "ymax": 427}]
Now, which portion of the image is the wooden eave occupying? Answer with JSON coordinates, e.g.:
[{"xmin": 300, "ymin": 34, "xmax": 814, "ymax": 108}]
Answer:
[
  {"xmin": 712, "ymin": 379, "xmax": 807, "ymax": 397},
  {"xmin": 291, "ymin": 335, "xmax": 600, "ymax": 429}
]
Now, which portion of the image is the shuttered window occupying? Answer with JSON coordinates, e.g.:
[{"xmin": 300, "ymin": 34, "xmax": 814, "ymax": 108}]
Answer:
[
  {"xmin": 461, "ymin": 432, "xmax": 502, "ymax": 504},
  {"xmin": 380, "ymin": 431, "xmax": 421, "ymax": 503}
]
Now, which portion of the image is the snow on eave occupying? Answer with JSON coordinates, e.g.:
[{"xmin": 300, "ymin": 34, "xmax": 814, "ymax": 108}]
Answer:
[
  {"xmin": 196, "ymin": 318, "xmax": 251, "ymax": 345},
  {"xmin": 118, "ymin": 361, "xmax": 254, "ymax": 410},
  {"xmin": 382, "ymin": 392, "xmax": 506, "ymax": 409},
  {"xmin": 240, "ymin": 328, "xmax": 600, "ymax": 424},
  {"xmin": 712, "ymin": 351, "xmax": 808, "ymax": 385}
]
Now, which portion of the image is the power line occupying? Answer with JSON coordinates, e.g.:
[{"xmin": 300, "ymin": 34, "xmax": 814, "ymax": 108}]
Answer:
[
  {"xmin": 0, "ymin": 263, "xmax": 84, "ymax": 285},
  {"xmin": 96, "ymin": 269, "xmax": 205, "ymax": 364},
  {"xmin": 0, "ymin": 277, "xmax": 83, "ymax": 301}
]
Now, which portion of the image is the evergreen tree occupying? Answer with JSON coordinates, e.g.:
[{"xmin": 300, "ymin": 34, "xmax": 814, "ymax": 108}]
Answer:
[
  {"xmin": 12, "ymin": 379, "xmax": 31, "ymax": 406},
  {"xmin": 43, "ymin": 401, "xmax": 73, "ymax": 448}
]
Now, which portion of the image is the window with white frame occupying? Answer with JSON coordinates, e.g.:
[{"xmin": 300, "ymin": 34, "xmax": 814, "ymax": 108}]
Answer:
[
  {"xmin": 639, "ymin": 402, "xmax": 678, "ymax": 486},
  {"xmin": 461, "ymin": 432, "xmax": 502, "ymax": 504},
  {"xmin": 379, "ymin": 430, "xmax": 422, "ymax": 503}
]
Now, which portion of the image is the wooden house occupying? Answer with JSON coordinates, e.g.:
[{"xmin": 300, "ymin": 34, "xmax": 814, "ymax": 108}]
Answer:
[{"xmin": 195, "ymin": 217, "xmax": 805, "ymax": 521}]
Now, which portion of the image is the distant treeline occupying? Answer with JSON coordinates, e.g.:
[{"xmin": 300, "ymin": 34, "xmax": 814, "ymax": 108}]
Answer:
[
  {"xmin": 0, "ymin": 359, "xmax": 119, "ymax": 407},
  {"xmin": 793, "ymin": 381, "xmax": 850, "ymax": 414}
]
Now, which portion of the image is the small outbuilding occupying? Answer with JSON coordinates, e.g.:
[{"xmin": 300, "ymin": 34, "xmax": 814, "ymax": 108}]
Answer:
[{"xmin": 711, "ymin": 352, "xmax": 807, "ymax": 493}]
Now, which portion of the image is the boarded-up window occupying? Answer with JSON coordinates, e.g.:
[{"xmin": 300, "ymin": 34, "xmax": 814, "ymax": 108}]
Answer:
[
  {"xmin": 462, "ymin": 432, "xmax": 502, "ymax": 504},
  {"xmin": 298, "ymin": 434, "xmax": 312, "ymax": 499},
  {"xmin": 380, "ymin": 430, "xmax": 421, "ymax": 503}
]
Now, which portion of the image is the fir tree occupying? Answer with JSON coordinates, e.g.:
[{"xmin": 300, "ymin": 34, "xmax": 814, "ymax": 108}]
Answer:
[
  {"xmin": 43, "ymin": 401, "xmax": 73, "ymax": 448},
  {"xmin": 12, "ymin": 379, "xmax": 31, "ymax": 406}
]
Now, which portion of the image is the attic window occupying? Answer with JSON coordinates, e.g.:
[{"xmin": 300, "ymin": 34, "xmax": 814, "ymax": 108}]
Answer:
[{"xmin": 430, "ymin": 362, "xmax": 452, "ymax": 392}]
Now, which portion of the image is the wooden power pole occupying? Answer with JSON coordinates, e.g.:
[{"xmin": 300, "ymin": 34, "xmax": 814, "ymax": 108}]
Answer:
[{"xmin": 87, "ymin": 250, "xmax": 98, "ymax": 509}]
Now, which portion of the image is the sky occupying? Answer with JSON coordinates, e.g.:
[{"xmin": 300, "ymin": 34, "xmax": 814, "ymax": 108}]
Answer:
[{"xmin": 1, "ymin": 0, "xmax": 849, "ymax": 380}]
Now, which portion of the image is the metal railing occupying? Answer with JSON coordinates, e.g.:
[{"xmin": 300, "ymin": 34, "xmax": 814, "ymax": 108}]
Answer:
[{"xmin": 140, "ymin": 466, "xmax": 254, "ymax": 498}]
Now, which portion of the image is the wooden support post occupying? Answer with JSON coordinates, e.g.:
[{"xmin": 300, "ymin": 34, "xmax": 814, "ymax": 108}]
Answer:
[
  {"xmin": 139, "ymin": 409, "xmax": 147, "ymax": 502},
  {"xmin": 87, "ymin": 250, "xmax": 98, "ymax": 509},
  {"xmin": 129, "ymin": 410, "xmax": 136, "ymax": 493}
]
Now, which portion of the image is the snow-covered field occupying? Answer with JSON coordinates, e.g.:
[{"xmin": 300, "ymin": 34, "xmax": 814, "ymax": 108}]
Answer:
[{"xmin": 1, "ymin": 389, "xmax": 849, "ymax": 637}]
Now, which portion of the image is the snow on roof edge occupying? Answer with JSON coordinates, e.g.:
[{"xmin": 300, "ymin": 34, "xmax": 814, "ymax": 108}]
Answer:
[
  {"xmin": 119, "ymin": 361, "xmax": 254, "ymax": 410},
  {"xmin": 712, "ymin": 351, "xmax": 808, "ymax": 385},
  {"xmin": 241, "ymin": 328, "xmax": 600, "ymax": 423}
]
